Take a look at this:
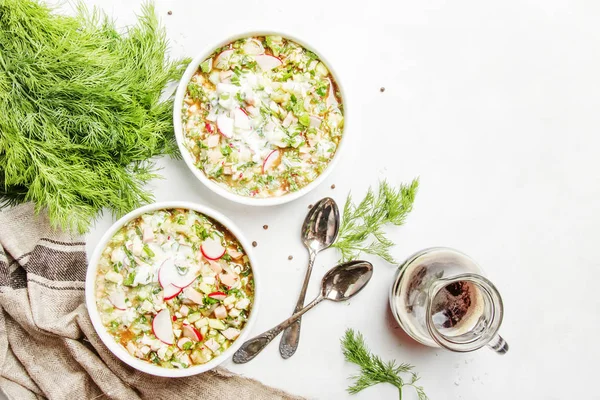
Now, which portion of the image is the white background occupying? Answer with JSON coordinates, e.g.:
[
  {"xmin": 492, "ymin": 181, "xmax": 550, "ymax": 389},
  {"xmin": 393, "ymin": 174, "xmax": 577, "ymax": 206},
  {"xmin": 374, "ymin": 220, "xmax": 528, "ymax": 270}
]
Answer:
[{"xmin": 71, "ymin": 0, "xmax": 600, "ymax": 398}]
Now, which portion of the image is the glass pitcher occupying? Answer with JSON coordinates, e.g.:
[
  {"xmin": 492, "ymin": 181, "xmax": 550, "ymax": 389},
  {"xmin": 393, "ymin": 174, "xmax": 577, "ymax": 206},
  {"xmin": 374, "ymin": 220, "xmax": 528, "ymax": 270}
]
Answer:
[{"xmin": 389, "ymin": 247, "xmax": 508, "ymax": 354}]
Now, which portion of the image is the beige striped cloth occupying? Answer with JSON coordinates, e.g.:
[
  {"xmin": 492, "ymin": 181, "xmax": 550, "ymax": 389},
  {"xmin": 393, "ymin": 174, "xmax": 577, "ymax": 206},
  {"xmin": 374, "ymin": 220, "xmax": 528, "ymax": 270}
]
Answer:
[{"xmin": 0, "ymin": 203, "xmax": 300, "ymax": 400}]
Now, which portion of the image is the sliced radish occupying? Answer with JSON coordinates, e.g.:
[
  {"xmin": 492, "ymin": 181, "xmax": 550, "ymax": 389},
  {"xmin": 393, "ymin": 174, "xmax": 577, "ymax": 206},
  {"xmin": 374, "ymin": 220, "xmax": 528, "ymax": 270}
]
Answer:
[
  {"xmin": 242, "ymin": 38, "xmax": 264, "ymax": 55},
  {"xmin": 208, "ymin": 291, "xmax": 227, "ymax": 301},
  {"xmin": 216, "ymin": 114, "xmax": 234, "ymax": 138},
  {"xmin": 163, "ymin": 284, "xmax": 182, "ymax": 300},
  {"xmin": 201, "ymin": 237, "xmax": 226, "ymax": 260},
  {"xmin": 262, "ymin": 149, "xmax": 280, "ymax": 174},
  {"xmin": 254, "ymin": 54, "xmax": 283, "ymax": 71},
  {"xmin": 309, "ymin": 115, "xmax": 322, "ymax": 128},
  {"xmin": 182, "ymin": 324, "xmax": 203, "ymax": 341},
  {"xmin": 205, "ymin": 122, "xmax": 215, "ymax": 134},
  {"xmin": 177, "ymin": 337, "xmax": 192, "ymax": 350},
  {"xmin": 158, "ymin": 259, "xmax": 173, "ymax": 288},
  {"xmin": 108, "ymin": 290, "xmax": 127, "ymax": 310},
  {"xmin": 233, "ymin": 108, "xmax": 251, "ymax": 130},
  {"xmin": 183, "ymin": 287, "xmax": 205, "ymax": 305},
  {"xmin": 152, "ymin": 309, "xmax": 174, "ymax": 345},
  {"xmin": 159, "ymin": 258, "xmax": 198, "ymax": 288},
  {"xmin": 214, "ymin": 49, "xmax": 234, "ymax": 70}
]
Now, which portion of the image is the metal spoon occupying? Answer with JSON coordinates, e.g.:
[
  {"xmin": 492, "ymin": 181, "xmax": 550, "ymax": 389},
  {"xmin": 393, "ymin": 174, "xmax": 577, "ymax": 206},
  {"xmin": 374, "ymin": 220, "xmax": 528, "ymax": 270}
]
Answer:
[
  {"xmin": 279, "ymin": 197, "xmax": 340, "ymax": 359},
  {"xmin": 233, "ymin": 260, "xmax": 373, "ymax": 364}
]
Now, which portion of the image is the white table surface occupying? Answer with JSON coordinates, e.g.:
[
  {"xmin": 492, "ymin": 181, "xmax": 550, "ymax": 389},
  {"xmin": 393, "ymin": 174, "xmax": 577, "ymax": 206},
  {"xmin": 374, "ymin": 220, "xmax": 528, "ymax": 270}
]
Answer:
[{"xmin": 76, "ymin": 0, "xmax": 600, "ymax": 399}]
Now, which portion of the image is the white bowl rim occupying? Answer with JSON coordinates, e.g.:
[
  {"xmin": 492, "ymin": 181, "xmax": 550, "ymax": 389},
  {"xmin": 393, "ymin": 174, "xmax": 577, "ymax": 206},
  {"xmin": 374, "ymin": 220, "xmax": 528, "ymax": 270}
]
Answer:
[
  {"xmin": 173, "ymin": 30, "xmax": 348, "ymax": 206},
  {"xmin": 85, "ymin": 201, "xmax": 261, "ymax": 377}
]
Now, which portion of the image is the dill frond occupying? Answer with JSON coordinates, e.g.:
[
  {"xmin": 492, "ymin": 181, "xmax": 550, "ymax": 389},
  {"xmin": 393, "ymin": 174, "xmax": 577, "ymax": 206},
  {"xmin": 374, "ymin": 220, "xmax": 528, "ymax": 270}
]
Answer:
[
  {"xmin": 332, "ymin": 179, "xmax": 419, "ymax": 263},
  {"xmin": 341, "ymin": 329, "xmax": 428, "ymax": 399},
  {"xmin": 0, "ymin": 0, "xmax": 188, "ymax": 233}
]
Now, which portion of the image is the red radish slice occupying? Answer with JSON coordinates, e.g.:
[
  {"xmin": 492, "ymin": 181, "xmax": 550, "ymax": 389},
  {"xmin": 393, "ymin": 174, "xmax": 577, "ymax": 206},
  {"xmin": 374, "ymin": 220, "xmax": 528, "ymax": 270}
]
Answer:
[
  {"xmin": 216, "ymin": 115, "xmax": 234, "ymax": 138},
  {"xmin": 233, "ymin": 108, "xmax": 251, "ymax": 130},
  {"xmin": 183, "ymin": 287, "xmax": 205, "ymax": 305},
  {"xmin": 183, "ymin": 324, "xmax": 203, "ymax": 341},
  {"xmin": 208, "ymin": 291, "xmax": 227, "ymax": 301},
  {"xmin": 158, "ymin": 259, "xmax": 173, "ymax": 288},
  {"xmin": 309, "ymin": 116, "xmax": 322, "ymax": 128},
  {"xmin": 152, "ymin": 309, "xmax": 174, "ymax": 345},
  {"xmin": 171, "ymin": 272, "xmax": 197, "ymax": 289},
  {"xmin": 163, "ymin": 284, "xmax": 182, "ymax": 300},
  {"xmin": 262, "ymin": 150, "xmax": 280, "ymax": 174},
  {"xmin": 254, "ymin": 54, "xmax": 282, "ymax": 71},
  {"xmin": 214, "ymin": 49, "xmax": 234, "ymax": 70},
  {"xmin": 242, "ymin": 39, "xmax": 264, "ymax": 55},
  {"xmin": 201, "ymin": 237, "xmax": 226, "ymax": 260},
  {"xmin": 160, "ymin": 258, "xmax": 198, "ymax": 288},
  {"xmin": 177, "ymin": 337, "xmax": 192, "ymax": 350},
  {"xmin": 108, "ymin": 290, "xmax": 127, "ymax": 310}
]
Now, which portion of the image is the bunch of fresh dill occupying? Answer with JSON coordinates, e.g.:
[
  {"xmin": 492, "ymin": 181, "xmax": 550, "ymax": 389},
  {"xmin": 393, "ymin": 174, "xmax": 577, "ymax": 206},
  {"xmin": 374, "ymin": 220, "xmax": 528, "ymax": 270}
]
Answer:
[
  {"xmin": 341, "ymin": 329, "xmax": 428, "ymax": 400},
  {"xmin": 0, "ymin": 0, "xmax": 188, "ymax": 233},
  {"xmin": 332, "ymin": 179, "xmax": 419, "ymax": 263}
]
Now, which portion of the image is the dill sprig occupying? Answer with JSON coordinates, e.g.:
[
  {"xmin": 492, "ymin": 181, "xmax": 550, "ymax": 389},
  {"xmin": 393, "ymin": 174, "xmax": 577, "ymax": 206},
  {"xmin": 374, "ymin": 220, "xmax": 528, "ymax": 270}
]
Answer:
[
  {"xmin": 0, "ymin": 0, "xmax": 188, "ymax": 233},
  {"xmin": 341, "ymin": 329, "xmax": 428, "ymax": 400},
  {"xmin": 332, "ymin": 179, "xmax": 419, "ymax": 263}
]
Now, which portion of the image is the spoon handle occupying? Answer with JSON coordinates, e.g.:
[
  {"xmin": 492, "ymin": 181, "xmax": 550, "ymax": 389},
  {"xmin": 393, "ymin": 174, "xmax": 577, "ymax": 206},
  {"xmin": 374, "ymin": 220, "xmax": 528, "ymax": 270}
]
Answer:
[
  {"xmin": 233, "ymin": 296, "xmax": 323, "ymax": 364},
  {"xmin": 279, "ymin": 249, "xmax": 317, "ymax": 359}
]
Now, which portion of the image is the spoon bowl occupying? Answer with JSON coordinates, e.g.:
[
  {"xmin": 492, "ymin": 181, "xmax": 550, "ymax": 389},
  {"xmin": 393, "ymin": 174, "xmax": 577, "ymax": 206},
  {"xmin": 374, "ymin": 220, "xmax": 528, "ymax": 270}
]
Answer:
[
  {"xmin": 322, "ymin": 260, "xmax": 373, "ymax": 301},
  {"xmin": 302, "ymin": 197, "xmax": 340, "ymax": 251}
]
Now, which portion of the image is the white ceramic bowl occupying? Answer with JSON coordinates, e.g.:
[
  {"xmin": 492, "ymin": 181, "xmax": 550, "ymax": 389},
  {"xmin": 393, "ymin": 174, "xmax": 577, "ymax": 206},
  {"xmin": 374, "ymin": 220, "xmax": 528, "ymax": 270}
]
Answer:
[
  {"xmin": 85, "ymin": 201, "xmax": 260, "ymax": 377},
  {"xmin": 173, "ymin": 31, "xmax": 347, "ymax": 206}
]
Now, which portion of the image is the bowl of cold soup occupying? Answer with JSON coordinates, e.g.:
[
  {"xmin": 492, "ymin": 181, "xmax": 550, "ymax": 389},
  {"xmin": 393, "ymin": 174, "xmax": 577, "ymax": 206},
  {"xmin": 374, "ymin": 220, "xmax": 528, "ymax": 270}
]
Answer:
[
  {"xmin": 85, "ymin": 202, "xmax": 259, "ymax": 377},
  {"xmin": 174, "ymin": 32, "xmax": 346, "ymax": 205}
]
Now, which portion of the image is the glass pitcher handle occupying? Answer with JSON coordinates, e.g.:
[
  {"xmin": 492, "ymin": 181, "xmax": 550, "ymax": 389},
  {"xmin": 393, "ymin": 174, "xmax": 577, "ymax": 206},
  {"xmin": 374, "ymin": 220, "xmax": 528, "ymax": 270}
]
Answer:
[{"xmin": 487, "ymin": 334, "xmax": 509, "ymax": 354}]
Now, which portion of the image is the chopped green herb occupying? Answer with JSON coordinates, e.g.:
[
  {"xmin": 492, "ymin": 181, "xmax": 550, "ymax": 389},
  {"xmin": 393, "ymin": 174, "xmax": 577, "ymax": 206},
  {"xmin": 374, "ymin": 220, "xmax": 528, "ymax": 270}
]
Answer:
[
  {"xmin": 220, "ymin": 145, "xmax": 232, "ymax": 156},
  {"xmin": 143, "ymin": 244, "xmax": 155, "ymax": 258},
  {"xmin": 123, "ymin": 273, "xmax": 135, "ymax": 286},
  {"xmin": 203, "ymin": 296, "xmax": 219, "ymax": 305},
  {"xmin": 0, "ymin": 1, "xmax": 189, "ymax": 233},
  {"xmin": 341, "ymin": 329, "xmax": 428, "ymax": 399},
  {"xmin": 332, "ymin": 180, "xmax": 419, "ymax": 264}
]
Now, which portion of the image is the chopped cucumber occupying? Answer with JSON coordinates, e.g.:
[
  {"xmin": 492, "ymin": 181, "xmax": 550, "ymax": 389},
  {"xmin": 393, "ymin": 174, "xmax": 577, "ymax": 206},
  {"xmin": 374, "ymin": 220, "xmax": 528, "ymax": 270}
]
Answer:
[
  {"xmin": 200, "ymin": 58, "xmax": 212, "ymax": 73},
  {"xmin": 208, "ymin": 319, "xmax": 226, "ymax": 330}
]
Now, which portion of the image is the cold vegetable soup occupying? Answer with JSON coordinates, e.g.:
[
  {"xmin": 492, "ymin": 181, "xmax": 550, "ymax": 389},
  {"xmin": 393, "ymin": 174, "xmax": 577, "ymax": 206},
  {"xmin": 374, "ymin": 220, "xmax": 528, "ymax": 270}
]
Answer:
[
  {"xmin": 94, "ymin": 208, "xmax": 254, "ymax": 368},
  {"xmin": 182, "ymin": 35, "xmax": 344, "ymax": 198}
]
